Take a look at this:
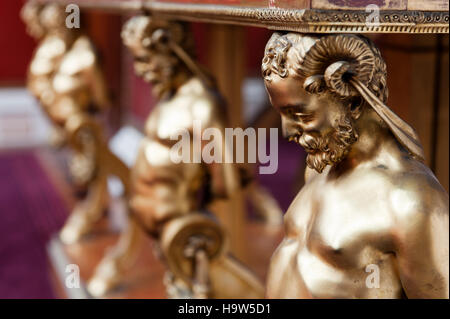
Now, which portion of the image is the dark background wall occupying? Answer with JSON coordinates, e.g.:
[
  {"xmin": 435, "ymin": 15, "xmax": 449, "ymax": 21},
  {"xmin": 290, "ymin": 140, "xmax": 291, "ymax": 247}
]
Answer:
[{"xmin": 0, "ymin": 0, "xmax": 36, "ymax": 85}]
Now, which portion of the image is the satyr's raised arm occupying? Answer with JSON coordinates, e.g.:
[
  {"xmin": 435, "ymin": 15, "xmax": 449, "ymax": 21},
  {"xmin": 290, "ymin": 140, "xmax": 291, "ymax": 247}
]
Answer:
[
  {"xmin": 201, "ymin": 117, "xmax": 240, "ymax": 201},
  {"xmin": 393, "ymin": 180, "xmax": 449, "ymax": 298},
  {"xmin": 88, "ymin": 62, "xmax": 111, "ymax": 111}
]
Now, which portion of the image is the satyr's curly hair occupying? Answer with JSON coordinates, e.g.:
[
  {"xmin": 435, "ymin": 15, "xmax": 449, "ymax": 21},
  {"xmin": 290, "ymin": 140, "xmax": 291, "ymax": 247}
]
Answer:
[
  {"xmin": 121, "ymin": 15, "xmax": 195, "ymax": 59},
  {"xmin": 21, "ymin": 0, "xmax": 44, "ymax": 39},
  {"xmin": 39, "ymin": 3, "xmax": 67, "ymax": 33},
  {"xmin": 262, "ymin": 33, "xmax": 388, "ymax": 104}
]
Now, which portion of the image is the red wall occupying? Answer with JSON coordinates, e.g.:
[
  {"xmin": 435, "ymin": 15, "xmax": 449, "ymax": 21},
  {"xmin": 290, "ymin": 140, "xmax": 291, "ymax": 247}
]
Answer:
[{"xmin": 0, "ymin": 0, "xmax": 36, "ymax": 85}]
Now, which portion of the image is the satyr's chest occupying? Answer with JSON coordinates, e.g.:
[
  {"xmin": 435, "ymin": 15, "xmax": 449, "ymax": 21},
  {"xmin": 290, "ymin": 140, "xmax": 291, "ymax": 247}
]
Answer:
[
  {"xmin": 286, "ymin": 171, "xmax": 394, "ymax": 265},
  {"xmin": 31, "ymin": 38, "xmax": 66, "ymax": 76},
  {"xmin": 146, "ymin": 96, "xmax": 214, "ymax": 142},
  {"xmin": 53, "ymin": 48, "xmax": 96, "ymax": 94}
]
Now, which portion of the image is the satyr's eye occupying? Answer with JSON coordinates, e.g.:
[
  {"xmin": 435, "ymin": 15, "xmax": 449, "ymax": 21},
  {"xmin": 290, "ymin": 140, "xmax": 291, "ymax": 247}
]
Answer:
[
  {"xmin": 282, "ymin": 106, "xmax": 299, "ymax": 116},
  {"xmin": 293, "ymin": 112, "xmax": 314, "ymax": 123},
  {"xmin": 280, "ymin": 104, "xmax": 314, "ymax": 123},
  {"xmin": 283, "ymin": 107, "xmax": 296, "ymax": 117},
  {"xmin": 135, "ymin": 56, "xmax": 148, "ymax": 63}
]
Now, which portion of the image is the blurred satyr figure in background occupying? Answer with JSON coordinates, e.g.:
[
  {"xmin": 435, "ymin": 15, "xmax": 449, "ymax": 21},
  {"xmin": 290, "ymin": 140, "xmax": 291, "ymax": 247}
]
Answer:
[
  {"xmin": 262, "ymin": 32, "xmax": 449, "ymax": 298},
  {"xmin": 22, "ymin": 1, "xmax": 138, "ymax": 285},
  {"xmin": 108, "ymin": 15, "xmax": 267, "ymax": 298},
  {"xmin": 21, "ymin": 0, "xmax": 67, "ymax": 147}
]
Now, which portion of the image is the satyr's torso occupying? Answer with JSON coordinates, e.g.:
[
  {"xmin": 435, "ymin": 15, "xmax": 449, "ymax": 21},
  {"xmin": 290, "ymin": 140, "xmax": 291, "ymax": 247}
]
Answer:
[
  {"xmin": 28, "ymin": 34, "xmax": 67, "ymax": 109},
  {"xmin": 50, "ymin": 35, "xmax": 97, "ymax": 126},
  {"xmin": 267, "ymin": 151, "xmax": 449, "ymax": 298},
  {"xmin": 131, "ymin": 77, "xmax": 224, "ymax": 226}
]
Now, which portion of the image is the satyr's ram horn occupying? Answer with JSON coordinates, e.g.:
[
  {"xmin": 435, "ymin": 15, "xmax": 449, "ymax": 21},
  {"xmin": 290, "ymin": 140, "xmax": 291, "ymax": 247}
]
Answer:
[{"xmin": 304, "ymin": 34, "xmax": 425, "ymax": 161}]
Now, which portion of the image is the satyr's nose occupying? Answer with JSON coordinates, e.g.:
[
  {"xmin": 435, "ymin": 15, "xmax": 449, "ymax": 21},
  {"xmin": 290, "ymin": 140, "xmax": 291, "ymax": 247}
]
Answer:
[{"xmin": 281, "ymin": 115, "xmax": 300, "ymax": 138}]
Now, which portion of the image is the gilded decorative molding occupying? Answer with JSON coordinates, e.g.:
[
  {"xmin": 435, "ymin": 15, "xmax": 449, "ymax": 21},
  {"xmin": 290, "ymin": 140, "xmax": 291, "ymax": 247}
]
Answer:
[
  {"xmin": 146, "ymin": 6, "xmax": 449, "ymax": 34},
  {"xmin": 299, "ymin": 9, "xmax": 450, "ymax": 33},
  {"xmin": 34, "ymin": 0, "xmax": 449, "ymax": 34}
]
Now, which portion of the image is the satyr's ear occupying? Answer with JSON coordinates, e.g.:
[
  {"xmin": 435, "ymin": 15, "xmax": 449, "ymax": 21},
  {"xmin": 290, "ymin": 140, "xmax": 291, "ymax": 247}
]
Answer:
[{"xmin": 349, "ymin": 96, "xmax": 363, "ymax": 120}]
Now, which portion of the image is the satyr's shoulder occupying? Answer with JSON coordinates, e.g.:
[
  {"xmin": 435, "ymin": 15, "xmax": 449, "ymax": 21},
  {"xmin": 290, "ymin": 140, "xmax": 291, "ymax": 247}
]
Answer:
[
  {"xmin": 176, "ymin": 77, "xmax": 223, "ymax": 125},
  {"xmin": 385, "ymin": 161, "xmax": 449, "ymax": 223},
  {"xmin": 34, "ymin": 35, "xmax": 66, "ymax": 58},
  {"xmin": 60, "ymin": 35, "xmax": 97, "ymax": 72},
  {"xmin": 72, "ymin": 35, "xmax": 96, "ymax": 51}
]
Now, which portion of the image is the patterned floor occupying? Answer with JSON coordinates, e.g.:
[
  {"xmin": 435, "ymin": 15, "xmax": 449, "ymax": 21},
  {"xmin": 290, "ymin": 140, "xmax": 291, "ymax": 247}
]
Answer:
[{"xmin": 0, "ymin": 150, "xmax": 68, "ymax": 298}]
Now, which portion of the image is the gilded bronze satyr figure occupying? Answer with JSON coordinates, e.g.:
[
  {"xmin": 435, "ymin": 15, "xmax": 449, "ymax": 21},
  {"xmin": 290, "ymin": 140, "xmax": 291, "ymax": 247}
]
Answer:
[
  {"xmin": 262, "ymin": 32, "xmax": 449, "ymax": 298},
  {"xmin": 22, "ymin": 0, "xmax": 68, "ymax": 147},
  {"xmin": 22, "ymin": 2, "xmax": 132, "ymax": 246},
  {"xmin": 23, "ymin": 2, "xmax": 143, "ymax": 298},
  {"xmin": 113, "ymin": 15, "xmax": 265, "ymax": 298}
]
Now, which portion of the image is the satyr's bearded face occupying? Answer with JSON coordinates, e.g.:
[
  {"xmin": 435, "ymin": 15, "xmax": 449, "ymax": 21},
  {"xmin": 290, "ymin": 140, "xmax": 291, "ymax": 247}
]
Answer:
[
  {"xmin": 265, "ymin": 74, "xmax": 358, "ymax": 173},
  {"xmin": 122, "ymin": 18, "xmax": 181, "ymax": 99},
  {"xmin": 133, "ymin": 48, "xmax": 178, "ymax": 98},
  {"xmin": 21, "ymin": 2, "xmax": 44, "ymax": 39},
  {"xmin": 40, "ymin": 4, "xmax": 66, "ymax": 33}
]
